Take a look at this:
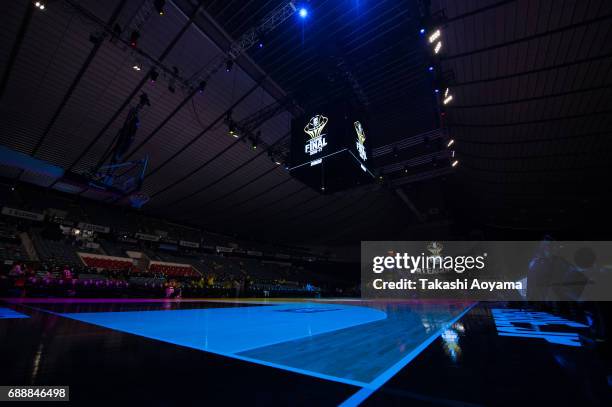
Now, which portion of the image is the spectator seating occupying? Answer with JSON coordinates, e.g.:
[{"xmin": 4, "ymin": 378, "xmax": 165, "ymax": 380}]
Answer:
[
  {"xmin": 81, "ymin": 255, "xmax": 135, "ymax": 271},
  {"xmin": 31, "ymin": 231, "xmax": 81, "ymax": 265},
  {"xmin": 149, "ymin": 263, "xmax": 199, "ymax": 278}
]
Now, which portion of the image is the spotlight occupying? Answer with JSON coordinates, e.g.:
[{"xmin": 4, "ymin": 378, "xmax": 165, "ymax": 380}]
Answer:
[
  {"xmin": 225, "ymin": 59, "xmax": 234, "ymax": 72},
  {"xmin": 443, "ymin": 87, "xmax": 453, "ymax": 105},
  {"xmin": 298, "ymin": 8, "xmax": 308, "ymax": 18},
  {"xmin": 434, "ymin": 41, "xmax": 442, "ymax": 54},
  {"xmin": 132, "ymin": 64, "xmax": 141, "ymax": 71},
  {"xmin": 252, "ymin": 131, "xmax": 260, "ymax": 149},
  {"xmin": 149, "ymin": 69, "xmax": 159, "ymax": 83},
  {"xmin": 428, "ymin": 29, "xmax": 441, "ymax": 43},
  {"xmin": 129, "ymin": 30, "xmax": 140, "ymax": 48},
  {"xmin": 428, "ymin": 66, "xmax": 434, "ymax": 72},
  {"xmin": 447, "ymin": 139, "xmax": 454, "ymax": 147},
  {"xmin": 256, "ymin": 31, "xmax": 266, "ymax": 49},
  {"xmin": 154, "ymin": 0, "xmax": 166, "ymax": 15},
  {"xmin": 419, "ymin": 28, "xmax": 425, "ymax": 35},
  {"xmin": 275, "ymin": 160, "xmax": 282, "ymax": 165},
  {"xmin": 452, "ymin": 160, "xmax": 459, "ymax": 167},
  {"xmin": 34, "ymin": 1, "xmax": 46, "ymax": 10},
  {"xmin": 227, "ymin": 112, "xmax": 238, "ymax": 137}
]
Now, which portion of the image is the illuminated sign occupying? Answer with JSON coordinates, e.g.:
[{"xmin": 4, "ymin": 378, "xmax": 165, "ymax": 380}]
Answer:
[
  {"xmin": 492, "ymin": 309, "xmax": 587, "ymax": 347},
  {"xmin": 304, "ymin": 115, "xmax": 328, "ymax": 156},
  {"xmin": 354, "ymin": 121, "xmax": 367, "ymax": 161}
]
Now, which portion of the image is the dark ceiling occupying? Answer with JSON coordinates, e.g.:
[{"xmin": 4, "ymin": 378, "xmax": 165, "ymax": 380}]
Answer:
[{"xmin": 1, "ymin": 0, "xmax": 611, "ymax": 244}]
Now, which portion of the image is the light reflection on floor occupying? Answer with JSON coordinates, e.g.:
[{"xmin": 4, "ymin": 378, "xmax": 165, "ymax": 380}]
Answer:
[{"xmin": 57, "ymin": 300, "xmax": 472, "ymax": 389}]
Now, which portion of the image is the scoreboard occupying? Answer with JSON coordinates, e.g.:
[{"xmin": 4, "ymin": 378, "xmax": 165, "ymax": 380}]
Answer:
[{"xmin": 289, "ymin": 101, "xmax": 375, "ymax": 193}]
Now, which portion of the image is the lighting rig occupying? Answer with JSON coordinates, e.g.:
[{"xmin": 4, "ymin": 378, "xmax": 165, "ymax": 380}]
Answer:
[
  {"xmin": 419, "ymin": 7, "xmax": 459, "ymax": 169},
  {"xmin": 224, "ymin": 95, "xmax": 301, "ymax": 163},
  {"xmin": 186, "ymin": 1, "xmax": 307, "ymax": 93}
]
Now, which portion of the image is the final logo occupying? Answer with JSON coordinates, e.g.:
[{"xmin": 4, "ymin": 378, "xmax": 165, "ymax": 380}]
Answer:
[
  {"xmin": 354, "ymin": 121, "xmax": 367, "ymax": 161},
  {"xmin": 427, "ymin": 241, "xmax": 443, "ymax": 257},
  {"xmin": 304, "ymin": 115, "xmax": 328, "ymax": 156}
]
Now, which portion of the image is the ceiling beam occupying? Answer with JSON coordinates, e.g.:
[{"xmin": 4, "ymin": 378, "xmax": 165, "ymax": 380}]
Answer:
[
  {"xmin": 0, "ymin": 3, "xmax": 33, "ymax": 100},
  {"xmin": 28, "ymin": 0, "xmax": 129, "ymax": 161}
]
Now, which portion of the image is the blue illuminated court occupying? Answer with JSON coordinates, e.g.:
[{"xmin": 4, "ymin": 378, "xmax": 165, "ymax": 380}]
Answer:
[
  {"xmin": 2, "ymin": 298, "xmax": 605, "ymax": 406},
  {"xmin": 54, "ymin": 299, "xmax": 473, "ymax": 398}
]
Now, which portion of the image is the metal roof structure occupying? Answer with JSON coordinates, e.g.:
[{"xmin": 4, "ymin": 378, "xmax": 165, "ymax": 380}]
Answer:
[{"xmin": 1, "ymin": 0, "xmax": 611, "ymax": 243}]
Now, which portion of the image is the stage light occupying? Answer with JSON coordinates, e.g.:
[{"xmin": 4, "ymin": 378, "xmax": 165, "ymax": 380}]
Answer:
[
  {"xmin": 275, "ymin": 160, "xmax": 282, "ymax": 165},
  {"xmin": 149, "ymin": 69, "xmax": 159, "ymax": 83},
  {"xmin": 299, "ymin": 8, "xmax": 308, "ymax": 18},
  {"xmin": 34, "ymin": 1, "xmax": 46, "ymax": 10},
  {"xmin": 129, "ymin": 30, "xmax": 140, "ymax": 48},
  {"xmin": 428, "ymin": 30, "xmax": 441, "ymax": 43},
  {"xmin": 447, "ymin": 139, "xmax": 454, "ymax": 147},
  {"xmin": 419, "ymin": 28, "xmax": 425, "ymax": 34},
  {"xmin": 443, "ymin": 88, "xmax": 453, "ymax": 104},
  {"xmin": 132, "ymin": 64, "xmax": 141, "ymax": 71},
  {"xmin": 226, "ymin": 59, "xmax": 234, "ymax": 72},
  {"xmin": 452, "ymin": 160, "xmax": 459, "ymax": 167},
  {"xmin": 428, "ymin": 66, "xmax": 434, "ymax": 72},
  {"xmin": 434, "ymin": 88, "xmax": 439, "ymax": 93},
  {"xmin": 228, "ymin": 123, "xmax": 238, "ymax": 138},
  {"xmin": 252, "ymin": 131, "xmax": 260, "ymax": 149},
  {"xmin": 434, "ymin": 41, "xmax": 442, "ymax": 54},
  {"xmin": 154, "ymin": 0, "xmax": 165, "ymax": 15}
]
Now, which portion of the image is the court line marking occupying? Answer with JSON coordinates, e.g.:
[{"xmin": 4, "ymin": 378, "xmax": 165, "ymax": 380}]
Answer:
[
  {"xmin": 0, "ymin": 307, "xmax": 30, "ymax": 319},
  {"xmin": 12, "ymin": 300, "xmax": 476, "ymax": 397},
  {"xmin": 339, "ymin": 302, "xmax": 478, "ymax": 407},
  {"xmin": 15, "ymin": 302, "xmax": 372, "ymax": 388}
]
